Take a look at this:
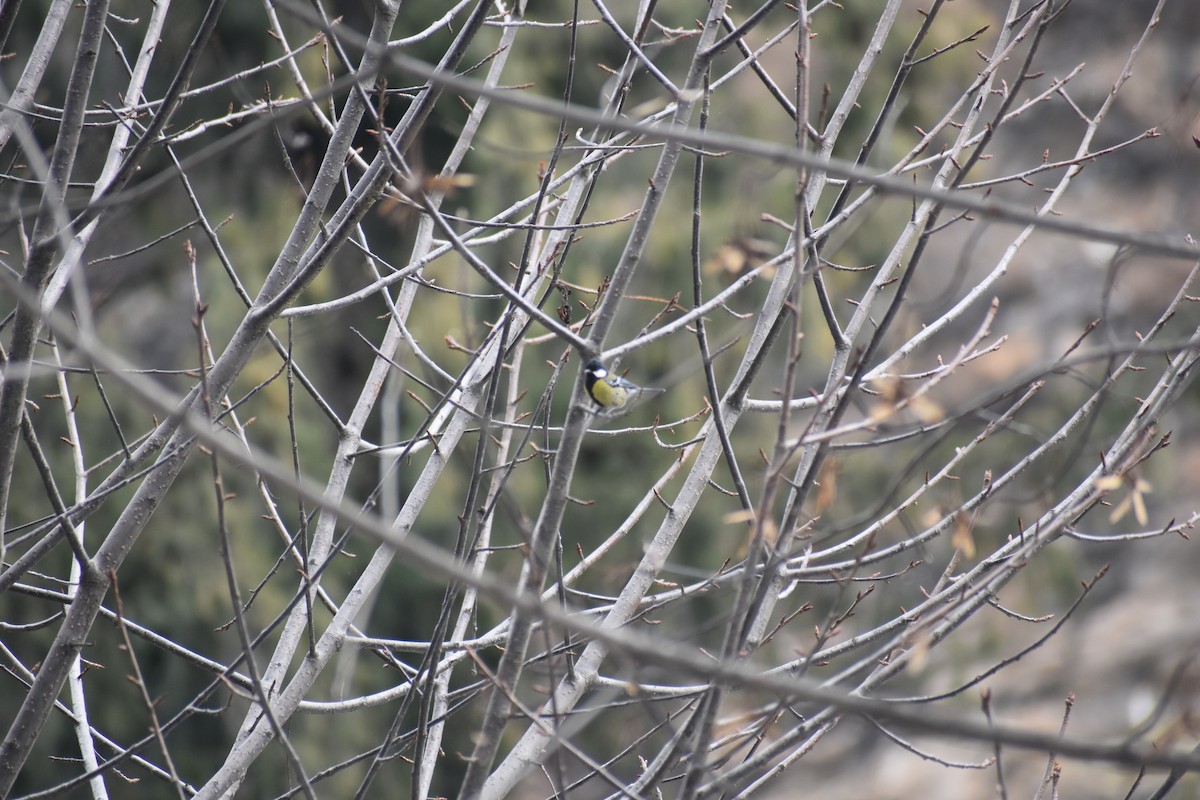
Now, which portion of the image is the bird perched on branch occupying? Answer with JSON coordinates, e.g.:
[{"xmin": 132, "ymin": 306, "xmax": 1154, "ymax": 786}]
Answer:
[{"xmin": 583, "ymin": 359, "xmax": 660, "ymax": 414}]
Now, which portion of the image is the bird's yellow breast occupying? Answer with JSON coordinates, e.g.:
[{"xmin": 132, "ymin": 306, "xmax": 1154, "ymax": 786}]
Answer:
[{"xmin": 587, "ymin": 373, "xmax": 629, "ymax": 407}]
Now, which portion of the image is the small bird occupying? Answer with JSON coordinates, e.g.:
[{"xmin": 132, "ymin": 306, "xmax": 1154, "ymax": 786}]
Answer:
[{"xmin": 583, "ymin": 358, "xmax": 652, "ymax": 412}]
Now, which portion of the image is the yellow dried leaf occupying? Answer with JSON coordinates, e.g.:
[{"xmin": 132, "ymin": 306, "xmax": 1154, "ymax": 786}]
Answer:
[{"xmin": 951, "ymin": 511, "xmax": 976, "ymax": 558}]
